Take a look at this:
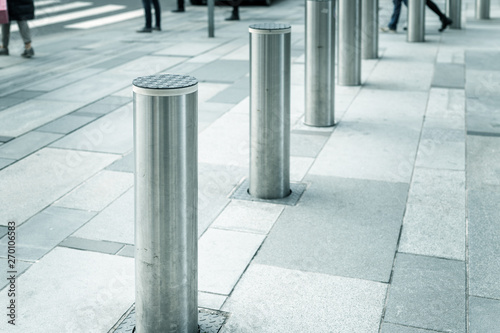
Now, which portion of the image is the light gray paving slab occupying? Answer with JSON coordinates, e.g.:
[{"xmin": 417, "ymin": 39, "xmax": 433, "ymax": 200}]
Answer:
[
  {"xmin": 0, "ymin": 131, "xmax": 62, "ymax": 159},
  {"xmin": 199, "ymin": 292, "xmax": 227, "ymax": 311},
  {"xmin": 431, "ymin": 63, "xmax": 465, "ymax": 89},
  {"xmin": 90, "ymin": 51, "xmax": 148, "ymax": 70},
  {"xmin": 221, "ymin": 263, "xmax": 387, "ymax": 332},
  {"xmin": 116, "ymin": 244, "xmax": 134, "ymax": 258},
  {"xmin": 399, "ymin": 203, "xmax": 465, "ymax": 260},
  {"xmin": 408, "ymin": 168, "xmax": 465, "ymax": 207},
  {"xmin": 0, "ymin": 259, "xmax": 31, "ymax": 291},
  {"xmin": 415, "ymin": 127, "xmax": 465, "ymax": 170},
  {"xmin": 0, "ymin": 136, "xmax": 14, "ymax": 143},
  {"xmin": 290, "ymin": 132, "xmax": 329, "ymax": 158},
  {"xmin": 0, "ymin": 206, "xmax": 96, "ymax": 261},
  {"xmin": 208, "ymin": 77, "xmax": 249, "ymax": 105},
  {"xmin": 468, "ymin": 189, "xmax": 500, "ymax": 300},
  {"xmin": 26, "ymin": 68, "xmax": 103, "ymax": 92},
  {"xmin": 154, "ymin": 42, "xmax": 220, "ymax": 56},
  {"xmin": 466, "ymin": 51, "xmax": 500, "ymax": 71},
  {"xmin": 189, "ymin": 60, "xmax": 248, "ymax": 83},
  {"xmin": 425, "ymin": 88, "xmax": 465, "ymax": 131},
  {"xmin": 106, "ymin": 56, "xmax": 187, "ymax": 81},
  {"xmin": 290, "ymin": 156, "xmax": 314, "ymax": 181},
  {"xmin": 6, "ymin": 90, "xmax": 45, "ymax": 99},
  {"xmin": 0, "ymin": 247, "xmax": 134, "ymax": 332},
  {"xmin": 0, "ymin": 148, "xmax": 120, "ymax": 226},
  {"xmin": 366, "ymin": 60, "xmax": 434, "ymax": 92},
  {"xmin": 54, "ymin": 170, "xmax": 133, "ymax": 211},
  {"xmin": 466, "ymin": 136, "xmax": 500, "ymax": 189},
  {"xmin": 0, "ymin": 158, "xmax": 14, "ymax": 169},
  {"xmin": 255, "ymin": 175, "xmax": 408, "ymax": 283},
  {"xmin": 50, "ymin": 103, "xmax": 133, "ymax": 154},
  {"xmin": 73, "ymin": 189, "xmax": 134, "ymax": 244},
  {"xmin": 198, "ymin": 228, "xmax": 265, "ymax": 295},
  {"xmin": 0, "ymin": 99, "xmax": 84, "ymax": 137},
  {"xmin": 384, "ymin": 253, "xmax": 466, "ymax": 333},
  {"xmin": 466, "ymin": 70, "xmax": 500, "ymax": 99},
  {"xmin": 381, "ymin": 322, "xmax": 446, "ymax": 333},
  {"xmin": 469, "ymin": 296, "xmax": 500, "ymax": 333},
  {"xmin": 197, "ymin": 82, "xmax": 231, "ymax": 104},
  {"xmin": 36, "ymin": 114, "xmax": 95, "ymax": 134},
  {"xmin": 211, "ymin": 200, "xmax": 284, "ymax": 235},
  {"xmin": 59, "ymin": 237, "xmax": 125, "ymax": 255},
  {"xmin": 106, "ymin": 152, "xmax": 134, "ymax": 173},
  {"xmin": 466, "ymin": 96, "xmax": 500, "ymax": 135}
]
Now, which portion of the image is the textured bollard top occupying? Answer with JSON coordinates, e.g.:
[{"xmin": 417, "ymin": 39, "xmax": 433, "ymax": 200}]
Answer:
[
  {"xmin": 132, "ymin": 74, "xmax": 198, "ymax": 96},
  {"xmin": 249, "ymin": 23, "xmax": 291, "ymax": 34}
]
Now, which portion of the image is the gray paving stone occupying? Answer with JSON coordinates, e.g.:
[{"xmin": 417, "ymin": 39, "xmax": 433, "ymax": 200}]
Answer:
[
  {"xmin": 0, "ymin": 131, "xmax": 62, "ymax": 159},
  {"xmin": 189, "ymin": 60, "xmax": 249, "ymax": 83},
  {"xmin": 54, "ymin": 170, "xmax": 133, "ymax": 212},
  {"xmin": 425, "ymin": 88, "xmax": 465, "ymax": 130},
  {"xmin": 90, "ymin": 51, "xmax": 148, "ymax": 69},
  {"xmin": 0, "ymin": 226, "xmax": 6, "ymax": 239},
  {"xmin": 431, "ymin": 63, "xmax": 465, "ymax": 89},
  {"xmin": 469, "ymin": 296, "xmax": 500, "ymax": 333},
  {"xmin": 384, "ymin": 253, "xmax": 466, "ymax": 333},
  {"xmin": 106, "ymin": 152, "xmax": 134, "ymax": 173},
  {"xmin": 26, "ymin": 68, "xmax": 103, "ymax": 92},
  {"xmin": 415, "ymin": 127, "xmax": 465, "ymax": 170},
  {"xmin": 0, "ymin": 97, "xmax": 23, "ymax": 111},
  {"xmin": 116, "ymin": 244, "xmax": 134, "ymax": 258},
  {"xmin": 208, "ymin": 77, "xmax": 249, "ymax": 104},
  {"xmin": 154, "ymin": 41, "xmax": 220, "ymax": 57},
  {"xmin": 466, "ymin": 136, "xmax": 500, "ymax": 189},
  {"xmin": 466, "ymin": 70, "xmax": 500, "ymax": 99},
  {"xmin": 0, "ymin": 136, "xmax": 14, "ymax": 143},
  {"xmin": 0, "ymin": 259, "xmax": 32, "ymax": 291},
  {"xmin": 59, "ymin": 237, "xmax": 125, "ymax": 255},
  {"xmin": 0, "ymin": 158, "xmax": 14, "ymax": 170},
  {"xmin": 381, "ymin": 322, "xmax": 446, "ymax": 333},
  {"xmin": 37, "ymin": 114, "xmax": 95, "ymax": 134},
  {"xmin": 466, "ymin": 51, "xmax": 500, "ymax": 71},
  {"xmin": 466, "ymin": 97, "xmax": 500, "ymax": 135},
  {"xmin": 198, "ymin": 228, "xmax": 265, "ymax": 295},
  {"xmin": 6, "ymin": 90, "xmax": 45, "ymax": 99},
  {"xmin": 106, "ymin": 55, "xmax": 187, "ymax": 81},
  {"xmin": 468, "ymin": 189, "xmax": 500, "ymax": 300},
  {"xmin": 255, "ymin": 175, "xmax": 408, "ymax": 283},
  {"xmin": 199, "ymin": 292, "xmax": 227, "ymax": 311},
  {"xmin": 73, "ymin": 96, "xmax": 131, "ymax": 116},
  {"xmin": 0, "ymin": 247, "xmax": 134, "ymax": 332},
  {"xmin": 0, "ymin": 148, "xmax": 120, "ymax": 226},
  {"xmin": 50, "ymin": 103, "xmax": 133, "ymax": 154},
  {"xmin": 408, "ymin": 168, "xmax": 465, "ymax": 207},
  {"xmin": 290, "ymin": 132, "xmax": 329, "ymax": 158},
  {"xmin": 221, "ymin": 263, "xmax": 387, "ymax": 332},
  {"xmin": 0, "ymin": 207, "xmax": 96, "ymax": 261}
]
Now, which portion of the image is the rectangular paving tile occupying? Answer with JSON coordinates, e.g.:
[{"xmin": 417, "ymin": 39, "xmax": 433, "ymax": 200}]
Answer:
[
  {"xmin": 408, "ymin": 168, "xmax": 465, "ymax": 207},
  {"xmin": 381, "ymin": 322, "xmax": 447, "ymax": 333},
  {"xmin": 26, "ymin": 68, "xmax": 103, "ymax": 92},
  {"xmin": 290, "ymin": 131, "xmax": 330, "ymax": 158},
  {"xmin": 0, "ymin": 206, "xmax": 96, "ymax": 261},
  {"xmin": 222, "ymin": 263, "xmax": 387, "ymax": 332},
  {"xmin": 207, "ymin": 77, "xmax": 249, "ymax": 104},
  {"xmin": 154, "ymin": 42, "xmax": 220, "ymax": 57},
  {"xmin": 0, "ymin": 136, "xmax": 14, "ymax": 143},
  {"xmin": 384, "ymin": 253, "xmax": 466, "ymax": 333},
  {"xmin": 199, "ymin": 292, "xmax": 227, "ymax": 311},
  {"xmin": 466, "ymin": 136, "xmax": 500, "ymax": 189},
  {"xmin": 37, "ymin": 114, "xmax": 95, "ymax": 134},
  {"xmin": 0, "ymin": 147, "xmax": 120, "ymax": 226},
  {"xmin": 0, "ymin": 247, "xmax": 134, "ymax": 332},
  {"xmin": 431, "ymin": 63, "xmax": 465, "ymax": 89},
  {"xmin": 0, "ymin": 226, "xmax": 6, "ymax": 239},
  {"xmin": 116, "ymin": 244, "xmax": 134, "ymax": 258},
  {"xmin": 466, "ymin": 50, "xmax": 500, "ymax": 71},
  {"xmin": 469, "ymin": 296, "xmax": 500, "ymax": 333},
  {"xmin": 59, "ymin": 237, "xmax": 125, "ymax": 255},
  {"xmin": 6, "ymin": 90, "xmax": 45, "ymax": 99},
  {"xmin": 0, "ymin": 158, "xmax": 14, "ymax": 170},
  {"xmin": 0, "ymin": 131, "xmax": 62, "ymax": 159},
  {"xmin": 466, "ymin": 96, "xmax": 500, "ymax": 135},
  {"xmin": 198, "ymin": 228, "xmax": 265, "ymax": 295},
  {"xmin": 255, "ymin": 175, "xmax": 408, "ymax": 283},
  {"xmin": 468, "ymin": 189, "xmax": 500, "ymax": 300},
  {"xmin": 415, "ymin": 127, "xmax": 465, "ymax": 171},
  {"xmin": 106, "ymin": 152, "xmax": 134, "ymax": 173},
  {"xmin": 189, "ymin": 60, "xmax": 249, "ymax": 83},
  {"xmin": 0, "ymin": 258, "xmax": 32, "ymax": 290},
  {"xmin": 54, "ymin": 170, "xmax": 133, "ymax": 212},
  {"xmin": 425, "ymin": 88, "xmax": 465, "ymax": 130}
]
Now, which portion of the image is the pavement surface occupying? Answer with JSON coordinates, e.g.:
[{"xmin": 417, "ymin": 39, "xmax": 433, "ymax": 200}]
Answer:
[{"xmin": 1, "ymin": 0, "xmax": 500, "ymax": 332}]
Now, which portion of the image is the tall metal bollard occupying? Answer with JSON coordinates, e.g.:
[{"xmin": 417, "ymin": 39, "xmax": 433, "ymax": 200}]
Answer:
[
  {"xmin": 446, "ymin": 0, "xmax": 461, "ymax": 29},
  {"xmin": 133, "ymin": 74, "xmax": 198, "ymax": 333},
  {"xmin": 361, "ymin": 0, "xmax": 378, "ymax": 59},
  {"xmin": 407, "ymin": 0, "xmax": 425, "ymax": 42},
  {"xmin": 249, "ymin": 23, "xmax": 291, "ymax": 199},
  {"xmin": 338, "ymin": 0, "xmax": 361, "ymax": 86},
  {"xmin": 305, "ymin": 0, "xmax": 335, "ymax": 127},
  {"xmin": 476, "ymin": 0, "xmax": 490, "ymax": 19}
]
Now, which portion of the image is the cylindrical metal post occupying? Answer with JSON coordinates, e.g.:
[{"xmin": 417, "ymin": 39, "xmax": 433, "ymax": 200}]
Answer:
[
  {"xmin": 249, "ymin": 23, "xmax": 291, "ymax": 199},
  {"xmin": 476, "ymin": 0, "xmax": 490, "ymax": 19},
  {"xmin": 338, "ymin": 0, "xmax": 361, "ymax": 86},
  {"xmin": 407, "ymin": 0, "xmax": 425, "ymax": 42},
  {"xmin": 446, "ymin": 0, "xmax": 461, "ymax": 29},
  {"xmin": 208, "ymin": 0, "xmax": 215, "ymax": 37},
  {"xmin": 305, "ymin": 0, "xmax": 335, "ymax": 127},
  {"xmin": 133, "ymin": 74, "xmax": 198, "ymax": 333},
  {"xmin": 361, "ymin": 0, "xmax": 378, "ymax": 59}
]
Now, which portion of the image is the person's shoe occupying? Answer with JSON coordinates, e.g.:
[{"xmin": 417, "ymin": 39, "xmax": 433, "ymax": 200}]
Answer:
[
  {"xmin": 153, "ymin": 26, "xmax": 161, "ymax": 31},
  {"xmin": 225, "ymin": 14, "xmax": 239, "ymax": 21},
  {"xmin": 171, "ymin": 8, "xmax": 185, "ymax": 12},
  {"xmin": 380, "ymin": 27, "xmax": 396, "ymax": 33},
  {"xmin": 0, "ymin": 47, "xmax": 8, "ymax": 56},
  {"xmin": 136, "ymin": 27, "xmax": 153, "ymax": 33},
  {"xmin": 21, "ymin": 47, "xmax": 34, "ymax": 58},
  {"xmin": 439, "ymin": 17, "xmax": 452, "ymax": 32},
  {"xmin": 403, "ymin": 26, "xmax": 407, "ymax": 31}
]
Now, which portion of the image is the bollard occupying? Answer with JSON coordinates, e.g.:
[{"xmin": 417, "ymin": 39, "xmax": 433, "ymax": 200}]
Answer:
[
  {"xmin": 133, "ymin": 74, "xmax": 198, "ymax": 333},
  {"xmin": 361, "ymin": 0, "xmax": 378, "ymax": 59},
  {"xmin": 476, "ymin": 0, "xmax": 490, "ymax": 19},
  {"xmin": 208, "ymin": 0, "xmax": 215, "ymax": 37},
  {"xmin": 249, "ymin": 23, "xmax": 291, "ymax": 199},
  {"xmin": 407, "ymin": 0, "xmax": 425, "ymax": 42},
  {"xmin": 338, "ymin": 0, "xmax": 361, "ymax": 86},
  {"xmin": 446, "ymin": 0, "xmax": 461, "ymax": 29},
  {"xmin": 305, "ymin": 0, "xmax": 335, "ymax": 127}
]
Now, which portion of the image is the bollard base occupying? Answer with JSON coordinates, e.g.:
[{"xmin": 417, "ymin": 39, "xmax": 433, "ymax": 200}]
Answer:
[{"xmin": 231, "ymin": 178, "xmax": 307, "ymax": 206}]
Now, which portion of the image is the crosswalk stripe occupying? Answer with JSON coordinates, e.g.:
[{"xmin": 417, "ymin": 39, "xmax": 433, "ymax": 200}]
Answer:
[
  {"xmin": 65, "ymin": 9, "xmax": 144, "ymax": 29},
  {"xmin": 12, "ymin": 4, "xmax": 125, "ymax": 31},
  {"xmin": 36, "ymin": 2, "xmax": 92, "ymax": 16},
  {"xmin": 35, "ymin": 0, "xmax": 61, "ymax": 7}
]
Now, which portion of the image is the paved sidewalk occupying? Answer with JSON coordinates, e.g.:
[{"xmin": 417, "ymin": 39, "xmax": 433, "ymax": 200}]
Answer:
[{"xmin": 1, "ymin": 0, "xmax": 500, "ymax": 332}]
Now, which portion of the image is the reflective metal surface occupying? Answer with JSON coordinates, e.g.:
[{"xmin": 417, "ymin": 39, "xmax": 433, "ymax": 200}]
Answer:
[
  {"xmin": 249, "ymin": 23, "xmax": 291, "ymax": 199},
  {"xmin": 305, "ymin": 0, "xmax": 335, "ymax": 127},
  {"xmin": 338, "ymin": 0, "xmax": 361, "ymax": 86},
  {"xmin": 361, "ymin": 0, "xmax": 378, "ymax": 59},
  {"xmin": 476, "ymin": 0, "xmax": 490, "ymax": 19},
  {"xmin": 446, "ymin": 0, "xmax": 461, "ymax": 29},
  {"xmin": 133, "ymin": 77, "xmax": 198, "ymax": 333},
  {"xmin": 407, "ymin": 0, "xmax": 425, "ymax": 42}
]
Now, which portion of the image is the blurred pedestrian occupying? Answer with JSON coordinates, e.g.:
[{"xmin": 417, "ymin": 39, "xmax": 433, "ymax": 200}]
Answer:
[
  {"xmin": 172, "ymin": 0, "xmax": 185, "ymax": 12},
  {"xmin": 0, "ymin": 0, "xmax": 35, "ymax": 58},
  {"xmin": 226, "ymin": 0, "xmax": 239, "ymax": 21},
  {"xmin": 381, "ymin": 0, "xmax": 452, "ymax": 33},
  {"xmin": 137, "ymin": 0, "xmax": 161, "ymax": 32}
]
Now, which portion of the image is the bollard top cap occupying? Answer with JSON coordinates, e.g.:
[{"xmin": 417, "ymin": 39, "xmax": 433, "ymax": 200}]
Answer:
[
  {"xmin": 133, "ymin": 74, "xmax": 198, "ymax": 96},
  {"xmin": 249, "ymin": 23, "xmax": 291, "ymax": 34}
]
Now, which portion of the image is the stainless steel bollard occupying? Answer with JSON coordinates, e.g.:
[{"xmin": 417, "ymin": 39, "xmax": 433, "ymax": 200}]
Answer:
[
  {"xmin": 249, "ymin": 23, "xmax": 291, "ymax": 199},
  {"xmin": 476, "ymin": 0, "xmax": 490, "ymax": 19},
  {"xmin": 446, "ymin": 0, "xmax": 461, "ymax": 29},
  {"xmin": 133, "ymin": 74, "xmax": 198, "ymax": 333},
  {"xmin": 338, "ymin": 0, "xmax": 361, "ymax": 86},
  {"xmin": 305, "ymin": 0, "xmax": 335, "ymax": 127},
  {"xmin": 407, "ymin": 0, "xmax": 425, "ymax": 42},
  {"xmin": 361, "ymin": 0, "xmax": 378, "ymax": 59},
  {"xmin": 208, "ymin": 0, "xmax": 215, "ymax": 37}
]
